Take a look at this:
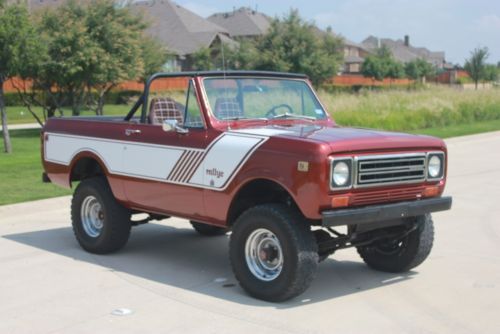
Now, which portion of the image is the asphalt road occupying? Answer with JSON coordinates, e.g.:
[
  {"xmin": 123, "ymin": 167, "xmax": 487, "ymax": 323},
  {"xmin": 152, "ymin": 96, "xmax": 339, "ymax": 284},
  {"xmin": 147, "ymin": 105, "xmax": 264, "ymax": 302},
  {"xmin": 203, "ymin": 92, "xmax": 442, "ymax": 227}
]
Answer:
[{"xmin": 1, "ymin": 131, "xmax": 499, "ymax": 334}]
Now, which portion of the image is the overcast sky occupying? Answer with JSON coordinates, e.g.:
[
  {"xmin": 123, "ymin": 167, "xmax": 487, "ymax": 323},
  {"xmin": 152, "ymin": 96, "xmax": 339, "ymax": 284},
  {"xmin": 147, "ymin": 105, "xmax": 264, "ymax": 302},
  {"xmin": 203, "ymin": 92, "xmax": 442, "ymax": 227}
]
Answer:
[{"xmin": 178, "ymin": 0, "xmax": 500, "ymax": 65}]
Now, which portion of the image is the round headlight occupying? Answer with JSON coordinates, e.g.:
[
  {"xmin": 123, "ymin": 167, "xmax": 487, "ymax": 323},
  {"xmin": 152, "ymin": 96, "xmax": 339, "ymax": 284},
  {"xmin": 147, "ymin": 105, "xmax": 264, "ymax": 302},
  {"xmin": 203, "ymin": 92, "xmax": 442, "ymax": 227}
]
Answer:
[
  {"xmin": 428, "ymin": 155, "xmax": 442, "ymax": 178},
  {"xmin": 333, "ymin": 161, "xmax": 350, "ymax": 186}
]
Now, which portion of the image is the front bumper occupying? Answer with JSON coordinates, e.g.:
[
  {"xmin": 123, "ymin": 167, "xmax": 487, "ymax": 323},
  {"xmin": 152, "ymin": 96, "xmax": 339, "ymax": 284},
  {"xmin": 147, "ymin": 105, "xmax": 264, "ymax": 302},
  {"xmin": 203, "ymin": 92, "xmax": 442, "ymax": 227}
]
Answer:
[{"xmin": 322, "ymin": 196, "xmax": 452, "ymax": 227}]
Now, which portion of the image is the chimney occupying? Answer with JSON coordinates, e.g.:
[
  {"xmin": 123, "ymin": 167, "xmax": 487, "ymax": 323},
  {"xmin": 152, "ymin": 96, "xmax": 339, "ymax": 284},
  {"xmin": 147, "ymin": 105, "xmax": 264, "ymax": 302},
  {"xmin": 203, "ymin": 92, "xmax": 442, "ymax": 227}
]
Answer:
[{"xmin": 404, "ymin": 35, "xmax": 410, "ymax": 47}]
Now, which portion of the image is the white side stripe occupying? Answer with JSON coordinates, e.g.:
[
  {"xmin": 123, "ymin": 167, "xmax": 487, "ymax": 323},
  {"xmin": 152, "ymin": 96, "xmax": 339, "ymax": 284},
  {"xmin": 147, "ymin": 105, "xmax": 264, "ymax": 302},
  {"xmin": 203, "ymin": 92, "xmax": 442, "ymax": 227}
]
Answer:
[
  {"xmin": 45, "ymin": 132, "xmax": 269, "ymax": 191},
  {"xmin": 189, "ymin": 133, "xmax": 266, "ymax": 188}
]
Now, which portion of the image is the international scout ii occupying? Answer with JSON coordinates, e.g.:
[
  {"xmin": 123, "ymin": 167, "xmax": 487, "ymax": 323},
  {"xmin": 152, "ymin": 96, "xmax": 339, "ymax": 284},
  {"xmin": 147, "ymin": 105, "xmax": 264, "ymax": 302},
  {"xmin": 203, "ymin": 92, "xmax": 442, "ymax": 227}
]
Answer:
[{"xmin": 41, "ymin": 71, "xmax": 452, "ymax": 301}]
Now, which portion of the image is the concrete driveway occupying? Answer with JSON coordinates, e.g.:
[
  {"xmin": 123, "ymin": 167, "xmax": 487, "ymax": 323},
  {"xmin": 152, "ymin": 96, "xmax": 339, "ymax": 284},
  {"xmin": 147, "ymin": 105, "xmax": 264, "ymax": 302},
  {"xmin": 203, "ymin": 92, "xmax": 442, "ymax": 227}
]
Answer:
[{"xmin": 1, "ymin": 132, "xmax": 499, "ymax": 333}]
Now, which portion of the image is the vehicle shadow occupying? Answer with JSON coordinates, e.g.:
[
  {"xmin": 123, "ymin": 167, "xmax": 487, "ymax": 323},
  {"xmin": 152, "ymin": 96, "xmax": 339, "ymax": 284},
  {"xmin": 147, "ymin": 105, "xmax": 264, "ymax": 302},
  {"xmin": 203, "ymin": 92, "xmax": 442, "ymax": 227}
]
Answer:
[{"xmin": 3, "ymin": 221, "xmax": 417, "ymax": 308}]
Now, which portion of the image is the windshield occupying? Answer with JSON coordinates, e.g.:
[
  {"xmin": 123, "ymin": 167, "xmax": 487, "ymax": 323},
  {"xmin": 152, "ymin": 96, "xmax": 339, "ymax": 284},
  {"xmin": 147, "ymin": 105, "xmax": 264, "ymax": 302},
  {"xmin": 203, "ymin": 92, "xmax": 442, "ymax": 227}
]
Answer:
[{"xmin": 203, "ymin": 78, "xmax": 327, "ymax": 121}]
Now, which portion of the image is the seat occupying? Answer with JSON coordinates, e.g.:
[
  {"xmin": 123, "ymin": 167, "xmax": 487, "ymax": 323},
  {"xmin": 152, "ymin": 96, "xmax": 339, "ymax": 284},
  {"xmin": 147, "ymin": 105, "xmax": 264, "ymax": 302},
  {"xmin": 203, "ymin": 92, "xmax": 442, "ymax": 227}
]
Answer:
[
  {"xmin": 213, "ymin": 97, "xmax": 243, "ymax": 119},
  {"xmin": 149, "ymin": 97, "xmax": 184, "ymax": 125}
]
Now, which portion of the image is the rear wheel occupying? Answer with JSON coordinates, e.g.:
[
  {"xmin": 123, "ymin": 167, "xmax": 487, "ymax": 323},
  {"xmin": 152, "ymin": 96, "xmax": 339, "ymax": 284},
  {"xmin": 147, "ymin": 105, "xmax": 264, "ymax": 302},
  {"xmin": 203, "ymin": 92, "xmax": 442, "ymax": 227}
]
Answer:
[
  {"xmin": 190, "ymin": 221, "xmax": 227, "ymax": 236},
  {"xmin": 71, "ymin": 177, "xmax": 131, "ymax": 254},
  {"xmin": 357, "ymin": 214, "xmax": 434, "ymax": 273},
  {"xmin": 229, "ymin": 204, "xmax": 318, "ymax": 302}
]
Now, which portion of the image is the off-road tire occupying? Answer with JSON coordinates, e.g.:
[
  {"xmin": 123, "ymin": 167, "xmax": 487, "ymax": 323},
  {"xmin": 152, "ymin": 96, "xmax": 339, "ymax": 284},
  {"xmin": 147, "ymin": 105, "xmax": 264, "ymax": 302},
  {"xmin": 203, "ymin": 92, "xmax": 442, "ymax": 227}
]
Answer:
[
  {"xmin": 190, "ymin": 221, "xmax": 227, "ymax": 236},
  {"xmin": 357, "ymin": 214, "xmax": 434, "ymax": 273},
  {"xmin": 71, "ymin": 177, "xmax": 131, "ymax": 254},
  {"xmin": 229, "ymin": 204, "xmax": 318, "ymax": 302}
]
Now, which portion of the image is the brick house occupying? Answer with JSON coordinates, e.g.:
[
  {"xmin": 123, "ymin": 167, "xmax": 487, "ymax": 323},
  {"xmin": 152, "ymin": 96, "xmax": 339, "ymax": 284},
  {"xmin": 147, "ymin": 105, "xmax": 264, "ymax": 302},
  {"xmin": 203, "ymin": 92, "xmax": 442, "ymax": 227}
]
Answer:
[{"xmin": 342, "ymin": 39, "xmax": 371, "ymax": 74}]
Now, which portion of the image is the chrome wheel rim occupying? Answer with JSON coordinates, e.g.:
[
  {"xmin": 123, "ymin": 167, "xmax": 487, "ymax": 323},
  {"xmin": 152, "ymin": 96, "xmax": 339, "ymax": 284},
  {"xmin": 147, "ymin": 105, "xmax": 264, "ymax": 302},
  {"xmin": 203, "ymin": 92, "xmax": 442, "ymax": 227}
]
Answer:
[
  {"xmin": 245, "ymin": 228, "xmax": 283, "ymax": 281},
  {"xmin": 81, "ymin": 195, "xmax": 104, "ymax": 238}
]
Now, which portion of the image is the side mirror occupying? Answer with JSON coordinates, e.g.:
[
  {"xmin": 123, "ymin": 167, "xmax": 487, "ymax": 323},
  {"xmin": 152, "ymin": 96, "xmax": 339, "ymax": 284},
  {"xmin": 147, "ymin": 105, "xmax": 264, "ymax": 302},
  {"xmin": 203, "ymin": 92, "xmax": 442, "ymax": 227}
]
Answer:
[{"xmin": 162, "ymin": 119, "xmax": 188, "ymax": 134}]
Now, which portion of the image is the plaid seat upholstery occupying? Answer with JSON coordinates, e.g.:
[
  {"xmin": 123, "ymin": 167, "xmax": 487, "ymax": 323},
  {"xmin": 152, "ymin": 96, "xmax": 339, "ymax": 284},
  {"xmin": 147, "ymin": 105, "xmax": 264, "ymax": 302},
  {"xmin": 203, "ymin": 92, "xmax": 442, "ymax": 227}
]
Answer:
[
  {"xmin": 214, "ymin": 97, "xmax": 243, "ymax": 119},
  {"xmin": 149, "ymin": 97, "xmax": 184, "ymax": 125}
]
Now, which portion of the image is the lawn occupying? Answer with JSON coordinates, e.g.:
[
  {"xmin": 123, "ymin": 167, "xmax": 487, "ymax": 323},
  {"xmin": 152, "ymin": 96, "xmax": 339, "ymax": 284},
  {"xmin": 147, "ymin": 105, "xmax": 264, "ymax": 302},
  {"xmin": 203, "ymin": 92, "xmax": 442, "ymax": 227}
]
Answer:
[
  {"xmin": 320, "ymin": 86, "xmax": 500, "ymax": 131},
  {"xmin": 408, "ymin": 119, "xmax": 500, "ymax": 138},
  {"xmin": 0, "ymin": 129, "xmax": 71, "ymax": 205}
]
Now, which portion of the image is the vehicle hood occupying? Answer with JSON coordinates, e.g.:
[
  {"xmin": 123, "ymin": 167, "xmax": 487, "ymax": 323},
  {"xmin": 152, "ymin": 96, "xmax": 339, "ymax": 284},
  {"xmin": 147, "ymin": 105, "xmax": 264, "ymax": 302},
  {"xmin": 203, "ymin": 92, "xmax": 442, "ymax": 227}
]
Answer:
[{"xmin": 232, "ymin": 124, "xmax": 446, "ymax": 153}]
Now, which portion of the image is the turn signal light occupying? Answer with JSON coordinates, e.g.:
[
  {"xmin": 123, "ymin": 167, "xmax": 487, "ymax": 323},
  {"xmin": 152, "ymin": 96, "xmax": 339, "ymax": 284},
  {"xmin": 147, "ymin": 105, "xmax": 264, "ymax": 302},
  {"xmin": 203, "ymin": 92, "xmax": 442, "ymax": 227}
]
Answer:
[
  {"xmin": 331, "ymin": 196, "xmax": 349, "ymax": 208},
  {"xmin": 423, "ymin": 186, "xmax": 440, "ymax": 198}
]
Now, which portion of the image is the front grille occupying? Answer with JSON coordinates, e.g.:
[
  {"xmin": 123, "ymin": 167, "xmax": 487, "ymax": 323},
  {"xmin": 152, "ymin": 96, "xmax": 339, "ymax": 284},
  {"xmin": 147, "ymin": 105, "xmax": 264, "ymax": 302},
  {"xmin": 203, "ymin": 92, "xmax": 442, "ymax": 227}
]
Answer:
[{"xmin": 356, "ymin": 154, "xmax": 426, "ymax": 187}]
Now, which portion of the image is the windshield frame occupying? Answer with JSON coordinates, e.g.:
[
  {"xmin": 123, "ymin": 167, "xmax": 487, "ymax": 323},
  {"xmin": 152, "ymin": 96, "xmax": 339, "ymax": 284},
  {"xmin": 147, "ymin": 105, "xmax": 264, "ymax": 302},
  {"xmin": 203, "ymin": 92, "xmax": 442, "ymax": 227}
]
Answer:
[{"xmin": 200, "ymin": 76, "xmax": 329, "ymax": 122}]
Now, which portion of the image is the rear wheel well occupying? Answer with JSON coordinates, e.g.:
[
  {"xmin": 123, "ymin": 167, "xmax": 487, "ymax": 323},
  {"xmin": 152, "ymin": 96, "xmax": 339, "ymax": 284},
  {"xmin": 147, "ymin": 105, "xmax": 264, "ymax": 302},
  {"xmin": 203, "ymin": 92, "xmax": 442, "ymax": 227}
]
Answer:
[
  {"xmin": 70, "ymin": 158, "xmax": 105, "ymax": 184},
  {"xmin": 227, "ymin": 179, "xmax": 299, "ymax": 226}
]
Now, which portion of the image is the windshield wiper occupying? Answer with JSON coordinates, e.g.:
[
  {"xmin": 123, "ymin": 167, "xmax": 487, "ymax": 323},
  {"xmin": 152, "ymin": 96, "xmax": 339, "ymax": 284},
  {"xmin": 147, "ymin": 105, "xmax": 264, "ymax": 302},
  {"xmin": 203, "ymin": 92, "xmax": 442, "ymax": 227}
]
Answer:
[
  {"xmin": 221, "ymin": 116, "xmax": 268, "ymax": 121},
  {"xmin": 270, "ymin": 113, "xmax": 316, "ymax": 121}
]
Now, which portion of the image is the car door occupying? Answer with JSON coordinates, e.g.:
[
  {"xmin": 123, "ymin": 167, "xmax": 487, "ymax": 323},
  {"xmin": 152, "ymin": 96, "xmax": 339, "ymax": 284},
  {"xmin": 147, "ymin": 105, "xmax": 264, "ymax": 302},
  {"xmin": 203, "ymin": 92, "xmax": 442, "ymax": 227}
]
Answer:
[{"xmin": 121, "ymin": 79, "xmax": 212, "ymax": 220}]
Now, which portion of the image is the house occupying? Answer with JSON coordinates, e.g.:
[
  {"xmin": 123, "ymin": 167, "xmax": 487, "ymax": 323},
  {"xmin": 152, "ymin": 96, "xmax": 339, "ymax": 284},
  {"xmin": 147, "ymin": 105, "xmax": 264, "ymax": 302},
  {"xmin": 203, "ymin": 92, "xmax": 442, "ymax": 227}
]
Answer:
[
  {"xmin": 130, "ymin": 0, "xmax": 236, "ymax": 71},
  {"xmin": 342, "ymin": 39, "xmax": 371, "ymax": 74},
  {"xmin": 362, "ymin": 35, "xmax": 446, "ymax": 68},
  {"xmin": 207, "ymin": 7, "xmax": 271, "ymax": 38}
]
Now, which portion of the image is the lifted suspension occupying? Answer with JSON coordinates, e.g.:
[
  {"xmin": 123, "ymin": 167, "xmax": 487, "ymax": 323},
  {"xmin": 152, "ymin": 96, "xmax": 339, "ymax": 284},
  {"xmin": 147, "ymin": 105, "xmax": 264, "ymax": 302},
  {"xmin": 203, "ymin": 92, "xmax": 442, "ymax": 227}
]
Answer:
[{"xmin": 314, "ymin": 223, "xmax": 419, "ymax": 261}]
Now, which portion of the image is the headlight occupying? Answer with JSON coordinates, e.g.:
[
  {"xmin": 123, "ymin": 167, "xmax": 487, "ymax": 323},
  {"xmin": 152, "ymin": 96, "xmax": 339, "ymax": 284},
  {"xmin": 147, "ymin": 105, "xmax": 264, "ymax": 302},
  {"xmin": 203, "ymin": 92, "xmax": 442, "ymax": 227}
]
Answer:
[
  {"xmin": 331, "ymin": 158, "xmax": 352, "ymax": 189},
  {"xmin": 427, "ymin": 153, "xmax": 444, "ymax": 179},
  {"xmin": 333, "ymin": 162, "xmax": 349, "ymax": 185}
]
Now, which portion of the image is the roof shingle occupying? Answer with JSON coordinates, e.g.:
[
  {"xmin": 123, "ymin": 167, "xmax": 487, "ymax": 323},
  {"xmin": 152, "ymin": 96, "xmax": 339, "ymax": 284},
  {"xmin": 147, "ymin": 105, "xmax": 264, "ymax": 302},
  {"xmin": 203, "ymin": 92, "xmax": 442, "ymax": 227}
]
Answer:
[
  {"xmin": 131, "ymin": 0, "xmax": 231, "ymax": 56},
  {"xmin": 207, "ymin": 7, "xmax": 271, "ymax": 37}
]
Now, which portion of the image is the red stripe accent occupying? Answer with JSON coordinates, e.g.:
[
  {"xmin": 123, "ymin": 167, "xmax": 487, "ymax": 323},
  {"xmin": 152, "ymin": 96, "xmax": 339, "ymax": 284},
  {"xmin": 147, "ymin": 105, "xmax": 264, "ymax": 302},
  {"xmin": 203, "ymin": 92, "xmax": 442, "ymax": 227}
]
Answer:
[
  {"xmin": 182, "ymin": 151, "xmax": 205, "ymax": 182},
  {"xmin": 167, "ymin": 150, "xmax": 189, "ymax": 180},
  {"xmin": 176, "ymin": 151, "xmax": 201, "ymax": 182},
  {"xmin": 171, "ymin": 150, "xmax": 195, "ymax": 181}
]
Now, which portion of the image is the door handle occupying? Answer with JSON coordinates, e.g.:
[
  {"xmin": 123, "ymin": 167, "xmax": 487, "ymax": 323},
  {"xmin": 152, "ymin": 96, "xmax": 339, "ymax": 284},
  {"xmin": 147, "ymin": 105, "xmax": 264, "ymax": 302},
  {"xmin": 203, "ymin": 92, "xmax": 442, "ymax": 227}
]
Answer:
[{"xmin": 125, "ymin": 129, "xmax": 141, "ymax": 136}]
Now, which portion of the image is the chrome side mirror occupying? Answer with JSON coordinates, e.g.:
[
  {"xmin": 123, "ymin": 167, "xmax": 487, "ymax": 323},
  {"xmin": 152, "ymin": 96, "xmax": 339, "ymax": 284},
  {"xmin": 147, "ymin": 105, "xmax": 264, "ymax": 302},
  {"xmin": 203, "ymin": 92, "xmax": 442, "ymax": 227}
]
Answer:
[{"xmin": 162, "ymin": 119, "xmax": 188, "ymax": 134}]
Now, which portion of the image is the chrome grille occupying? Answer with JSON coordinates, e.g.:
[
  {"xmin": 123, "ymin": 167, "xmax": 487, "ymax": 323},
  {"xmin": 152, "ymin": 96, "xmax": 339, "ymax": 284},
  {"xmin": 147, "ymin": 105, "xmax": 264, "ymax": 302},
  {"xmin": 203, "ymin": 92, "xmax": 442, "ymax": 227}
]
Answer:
[{"xmin": 356, "ymin": 154, "xmax": 426, "ymax": 187}]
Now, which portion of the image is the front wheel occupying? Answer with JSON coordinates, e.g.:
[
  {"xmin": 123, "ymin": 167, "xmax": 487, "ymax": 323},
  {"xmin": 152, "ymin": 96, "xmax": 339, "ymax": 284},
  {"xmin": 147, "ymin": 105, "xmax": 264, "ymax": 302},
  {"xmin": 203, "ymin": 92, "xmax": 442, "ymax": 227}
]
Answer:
[
  {"xmin": 71, "ymin": 177, "xmax": 131, "ymax": 254},
  {"xmin": 357, "ymin": 214, "xmax": 434, "ymax": 273},
  {"xmin": 229, "ymin": 204, "xmax": 318, "ymax": 302}
]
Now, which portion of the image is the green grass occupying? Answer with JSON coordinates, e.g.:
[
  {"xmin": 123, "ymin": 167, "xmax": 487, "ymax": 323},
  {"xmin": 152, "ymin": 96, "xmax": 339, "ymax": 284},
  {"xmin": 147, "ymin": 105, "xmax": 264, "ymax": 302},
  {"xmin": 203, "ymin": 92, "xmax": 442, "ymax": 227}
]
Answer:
[
  {"xmin": 0, "ymin": 129, "xmax": 71, "ymax": 205},
  {"xmin": 320, "ymin": 86, "xmax": 500, "ymax": 131},
  {"xmin": 409, "ymin": 119, "xmax": 500, "ymax": 138},
  {"xmin": 5, "ymin": 105, "xmax": 130, "ymax": 124}
]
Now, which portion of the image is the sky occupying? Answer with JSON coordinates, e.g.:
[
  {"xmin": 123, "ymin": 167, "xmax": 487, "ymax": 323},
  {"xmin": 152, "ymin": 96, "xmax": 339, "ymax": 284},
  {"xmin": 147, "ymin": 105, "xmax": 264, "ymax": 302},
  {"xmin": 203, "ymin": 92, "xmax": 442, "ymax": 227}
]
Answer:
[{"xmin": 177, "ymin": 0, "xmax": 500, "ymax": 65}]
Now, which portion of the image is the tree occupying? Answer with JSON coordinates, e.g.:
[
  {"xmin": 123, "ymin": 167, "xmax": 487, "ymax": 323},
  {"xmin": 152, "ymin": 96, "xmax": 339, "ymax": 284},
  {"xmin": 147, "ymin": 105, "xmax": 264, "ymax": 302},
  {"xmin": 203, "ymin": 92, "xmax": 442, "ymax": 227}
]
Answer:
[
  {"xmin": 361, "ymin": 45, "xmax": 405, "ymax": 81},
  {"xmin": 190, "ymin": 47, "xmax": 213, "ymax": 71},
  {"xmin": 223, "ymin": 39, "xmax": 259, "ymax": 70},
  {"xmin": 361, "ymin": 55, "xmax": 384, "ymax": 81},
  {"xmin": 84, "ymin": 0, "xmax": 148, "ymax": 115},
  {"xmin": 140, "ymin": 37, "xmax": 170, "ymax": 82},
  {"xmin": 464, "ymin": 47, "xmax": 489, "ymax": 90},
  {"xmin": 483, "ymin": 64, "xmax": 498, "ymax": 83},
  {"xmin": 0, "ymin": 2, "xmax": 40, "ymax": 153},
  {"xmin": 254, "ymin": 10, "xmax": 343, "ymax": 86},
  {"xmin": 405, "ymin": 58, "xmax": 435, "ymax": 82},
  {"xmin": 19, "ymin": 0, "xmax": 160, "ymax": 117},
  {"xmin": 190, "ymin": 38, "xmax": 258, "ymax": 71}
]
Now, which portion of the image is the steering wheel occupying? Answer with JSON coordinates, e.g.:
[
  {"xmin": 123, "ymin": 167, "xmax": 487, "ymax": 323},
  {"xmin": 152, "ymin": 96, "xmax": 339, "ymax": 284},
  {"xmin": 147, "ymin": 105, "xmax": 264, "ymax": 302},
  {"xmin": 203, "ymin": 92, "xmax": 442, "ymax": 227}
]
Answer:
[{"xmin": 265, "ymin": 104, "xmax": 294, "ymax": 118}]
